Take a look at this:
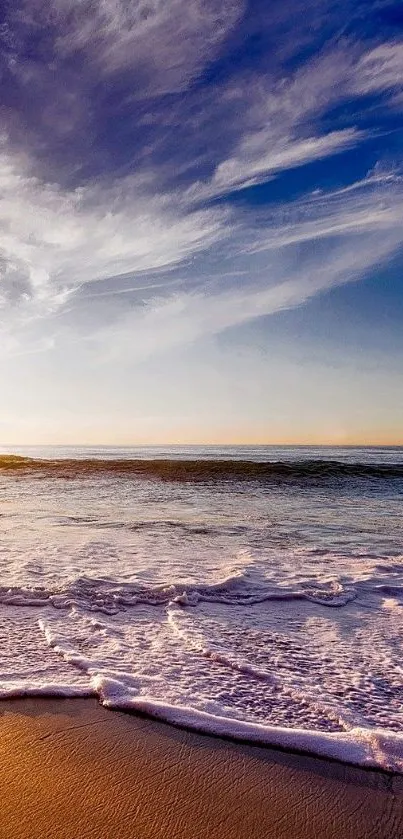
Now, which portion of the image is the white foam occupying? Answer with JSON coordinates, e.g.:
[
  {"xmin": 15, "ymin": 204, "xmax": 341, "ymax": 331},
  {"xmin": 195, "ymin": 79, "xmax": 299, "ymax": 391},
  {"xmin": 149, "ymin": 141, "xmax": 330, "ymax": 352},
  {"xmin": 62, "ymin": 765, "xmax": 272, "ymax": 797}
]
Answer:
[
  {"xmin": 0, "ymin": 655, "xmax": 402, "ymax": 773},
  {"xmin": 95, "ymin": 677, "xmax": 403, "ymax": 773},
  {"xmin": 167, "ymin": 603, "xmax": 279, "ymax": 684},
  {"xmin": 14, "ymin": 600, "xmax": 397, "ymax": 774},
  {"xmin": 0, "ymin": 571, "xmax": 358, "ymax": 613}
]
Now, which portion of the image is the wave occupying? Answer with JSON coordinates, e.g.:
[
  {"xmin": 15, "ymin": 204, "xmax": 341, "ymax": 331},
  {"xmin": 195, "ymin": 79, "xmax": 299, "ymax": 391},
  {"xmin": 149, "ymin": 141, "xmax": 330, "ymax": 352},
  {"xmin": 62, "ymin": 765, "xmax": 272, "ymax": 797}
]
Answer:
[
  {"xmin": 0, "ymin": 570, "xmax": 401, "ymax": 773},
  {"xmin": 99, "ymin": 688, "xmax": 403, "ymax": 773},
  {"xmin": 0, "ymin": 572, "xmax": 357, "ymax": 614},
  {"xmin": 1, "ymin": 454, "xmax": 403, "ymax": 482},
  {"xmin": 1, "ymin": 639, "xmax": 401, "ymax": 772},
  {"xmin": 1, "ymin": 678, "xmax": 402, "ymax": 772}
]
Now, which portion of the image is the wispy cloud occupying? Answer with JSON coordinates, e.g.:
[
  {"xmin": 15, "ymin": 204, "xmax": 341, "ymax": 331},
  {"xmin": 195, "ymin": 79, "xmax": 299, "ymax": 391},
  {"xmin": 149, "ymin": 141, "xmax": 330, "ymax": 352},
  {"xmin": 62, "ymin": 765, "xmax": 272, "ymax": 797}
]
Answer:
[
  {"xmin": 190, "ymin": 129, "xmax": 364, "ymax": 200},
  {"xmin": 0, "ymin": 139, "xmax": 231, "ymax": 323},
  {"xmin": 9, "ymin": 0, "xmax": 244, "ymax": 94},
  {"xmin": 185, "ymin": 36, "xmax": 403, "ymax": 201},
  {"xmin": 1, "ymin": 0, "xmax": 403, "ymax": 363},
  {"xmin": 82, "ymin": 171, "xmax": 403, "ymax": 362},
  {"xmin": 353, "ymin": 41, "xmax": 403, "ymax": 97},
  {"xmin": 244, "ymin": 170, "xmax": 403, "ymax": 252}
]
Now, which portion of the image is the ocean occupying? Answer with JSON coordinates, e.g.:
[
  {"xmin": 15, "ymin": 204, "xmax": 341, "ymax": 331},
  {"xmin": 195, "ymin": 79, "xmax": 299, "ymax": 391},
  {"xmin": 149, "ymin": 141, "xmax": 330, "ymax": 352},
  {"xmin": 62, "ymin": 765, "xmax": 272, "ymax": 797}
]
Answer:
[{"xmin": 1, "ymin": 445, "xmax": 402, "ymax": 771}]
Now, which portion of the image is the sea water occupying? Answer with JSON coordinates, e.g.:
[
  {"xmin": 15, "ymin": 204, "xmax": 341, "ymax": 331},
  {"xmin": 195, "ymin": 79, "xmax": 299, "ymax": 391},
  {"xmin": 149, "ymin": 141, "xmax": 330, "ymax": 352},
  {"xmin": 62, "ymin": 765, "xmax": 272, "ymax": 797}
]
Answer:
[{"xmin": 0, "ymin": 445, "xmax": 402, "ymax": 771}]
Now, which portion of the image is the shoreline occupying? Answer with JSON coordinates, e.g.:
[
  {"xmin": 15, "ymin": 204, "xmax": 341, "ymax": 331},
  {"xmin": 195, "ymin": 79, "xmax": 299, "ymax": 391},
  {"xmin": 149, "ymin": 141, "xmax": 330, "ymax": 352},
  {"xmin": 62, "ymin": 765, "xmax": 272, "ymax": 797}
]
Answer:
[
  {"xmin": 1, "ymin": 698, "xmax": 402, "ymax": 838},
  {"xmin": 3, "ymin": 682, "xmax": 402, "ymax": 774}
]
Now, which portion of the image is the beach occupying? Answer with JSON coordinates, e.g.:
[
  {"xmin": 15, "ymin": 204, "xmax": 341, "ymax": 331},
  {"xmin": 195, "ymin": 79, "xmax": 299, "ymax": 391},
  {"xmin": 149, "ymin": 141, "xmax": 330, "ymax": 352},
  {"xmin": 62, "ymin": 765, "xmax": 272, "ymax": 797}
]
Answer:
[{"xmin": 1, "ymin": 698, "xmax": 402, "ymax": 839}]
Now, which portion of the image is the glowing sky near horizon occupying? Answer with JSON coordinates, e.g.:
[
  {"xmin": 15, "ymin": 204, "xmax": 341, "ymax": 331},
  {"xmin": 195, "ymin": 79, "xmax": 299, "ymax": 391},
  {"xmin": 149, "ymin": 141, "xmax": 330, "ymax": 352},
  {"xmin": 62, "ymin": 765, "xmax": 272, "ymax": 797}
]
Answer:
[{"xmin": 0, "ymin": 0, "xmax": 402, "ymax": 444}]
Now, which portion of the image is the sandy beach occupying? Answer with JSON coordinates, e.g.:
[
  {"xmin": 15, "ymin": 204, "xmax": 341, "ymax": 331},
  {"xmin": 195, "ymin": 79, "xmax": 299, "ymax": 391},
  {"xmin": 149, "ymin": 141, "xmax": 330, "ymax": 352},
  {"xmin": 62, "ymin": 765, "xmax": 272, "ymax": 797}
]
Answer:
[{"xmin": 0, "ymin": 698, "xmax": 402, "ymax": 839}]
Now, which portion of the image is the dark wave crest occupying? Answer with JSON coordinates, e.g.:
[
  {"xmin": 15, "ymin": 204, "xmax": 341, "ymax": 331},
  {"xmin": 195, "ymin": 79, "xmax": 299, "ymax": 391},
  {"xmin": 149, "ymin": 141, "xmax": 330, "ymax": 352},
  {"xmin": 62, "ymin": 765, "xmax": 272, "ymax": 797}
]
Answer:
[{"xmin": 1, "ymin": 454, "xmax": 403, "ymax": 483}]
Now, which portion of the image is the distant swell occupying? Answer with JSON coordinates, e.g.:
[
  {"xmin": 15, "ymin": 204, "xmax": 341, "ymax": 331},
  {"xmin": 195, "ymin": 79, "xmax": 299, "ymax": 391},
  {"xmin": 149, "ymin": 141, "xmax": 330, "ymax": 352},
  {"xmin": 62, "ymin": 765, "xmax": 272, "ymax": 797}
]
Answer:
[{"xmin": 1, "ymin": 455, "xmax": 403, "ymax": 483}]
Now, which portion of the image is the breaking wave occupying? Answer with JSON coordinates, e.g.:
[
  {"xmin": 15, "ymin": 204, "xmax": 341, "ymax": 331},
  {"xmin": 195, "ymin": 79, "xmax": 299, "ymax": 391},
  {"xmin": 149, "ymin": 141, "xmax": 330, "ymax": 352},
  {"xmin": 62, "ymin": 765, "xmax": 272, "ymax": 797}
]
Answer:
[{"xmin": 0, "ymin": 571, "xmax": 357, "ymax": 614}]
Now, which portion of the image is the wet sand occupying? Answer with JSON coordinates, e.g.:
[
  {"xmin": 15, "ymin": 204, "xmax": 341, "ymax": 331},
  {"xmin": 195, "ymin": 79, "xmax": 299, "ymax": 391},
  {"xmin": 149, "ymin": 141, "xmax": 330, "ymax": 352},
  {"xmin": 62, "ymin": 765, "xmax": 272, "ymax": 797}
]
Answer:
[{"xmin": 0, "ymin": 698, "xmax": 402, "ymax": 838}]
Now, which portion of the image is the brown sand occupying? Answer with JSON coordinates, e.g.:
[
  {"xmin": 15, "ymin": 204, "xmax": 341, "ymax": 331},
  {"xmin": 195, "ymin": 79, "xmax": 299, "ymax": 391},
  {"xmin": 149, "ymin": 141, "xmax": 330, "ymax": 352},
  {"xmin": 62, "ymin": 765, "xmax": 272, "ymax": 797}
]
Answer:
[{"xmin": 0, "ymin": 698, "xmax": 402, "ymax": 839}]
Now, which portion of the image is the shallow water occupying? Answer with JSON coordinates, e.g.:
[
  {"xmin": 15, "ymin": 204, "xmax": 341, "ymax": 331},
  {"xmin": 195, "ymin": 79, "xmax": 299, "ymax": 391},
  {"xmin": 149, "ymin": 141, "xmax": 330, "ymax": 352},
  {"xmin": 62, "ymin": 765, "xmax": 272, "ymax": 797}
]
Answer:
[{"xmin": 0, "ymin": 445, "xmax": 402, "ymax": 771}]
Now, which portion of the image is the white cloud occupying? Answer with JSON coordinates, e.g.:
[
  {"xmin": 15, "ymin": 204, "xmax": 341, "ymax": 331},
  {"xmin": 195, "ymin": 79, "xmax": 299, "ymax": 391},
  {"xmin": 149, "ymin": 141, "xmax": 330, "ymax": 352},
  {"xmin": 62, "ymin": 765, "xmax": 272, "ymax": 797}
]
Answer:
[
  {"xmin": 183, "ymin": 48, "xmax": 361, "ymax": 200},
  {"xmin": 2, "ymin": 126, "xmax": 403, "ymax": 361},
  {"xmin": 245, "ymin": 170, "xmax": 403, "ymax": 253},
  {"xmin": 17, "ymin": 0, "xmax": 244, "ymax": 95},
  {"xmin": 353, "ymin": 42, "xmax": 403, "ymax": 96},
  {"xmin": 203, "ymin": 128, "xmax": 364, "ymax": 197},
  {"xmin": 185, "ymin": 38, "xmax": 403, "ymax": 201},
  {"xmin": 0, "ymin": 140, "xmax": 231, "ymax": 323},
  {"xmin": 2, "ymin": 10, "xmax": 403, "ymax": 363},
  {"xmin": 88, "ymin": 174, "xmax": 403, "ymax": 362}
]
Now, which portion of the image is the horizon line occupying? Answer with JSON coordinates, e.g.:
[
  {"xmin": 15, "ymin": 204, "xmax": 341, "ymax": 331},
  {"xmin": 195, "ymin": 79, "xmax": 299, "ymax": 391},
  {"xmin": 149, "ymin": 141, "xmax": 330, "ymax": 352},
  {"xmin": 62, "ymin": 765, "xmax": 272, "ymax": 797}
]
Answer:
[{"xmin": 1, "ymin": 441, "xmax": 403, "ymax": 449}]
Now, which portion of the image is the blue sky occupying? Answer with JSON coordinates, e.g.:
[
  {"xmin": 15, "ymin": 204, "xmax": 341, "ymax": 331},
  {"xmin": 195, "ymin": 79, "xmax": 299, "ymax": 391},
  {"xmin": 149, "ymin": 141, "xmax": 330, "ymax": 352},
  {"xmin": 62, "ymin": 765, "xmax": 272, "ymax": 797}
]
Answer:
[{"xmin": 0, "ymin": 0, "xmax": 402, "ymax": 444}]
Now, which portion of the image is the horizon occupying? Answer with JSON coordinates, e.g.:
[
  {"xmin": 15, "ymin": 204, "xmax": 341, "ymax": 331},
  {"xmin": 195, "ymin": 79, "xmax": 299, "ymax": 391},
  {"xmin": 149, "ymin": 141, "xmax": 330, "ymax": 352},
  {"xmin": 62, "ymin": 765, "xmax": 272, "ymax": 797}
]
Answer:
[
  {"xmin": 1, "ymin": 439, "xmax": 403, "ymax": 449},
  {"xmin": 0, "ymin": 2, "xmax": 402, "ymax": 441}
]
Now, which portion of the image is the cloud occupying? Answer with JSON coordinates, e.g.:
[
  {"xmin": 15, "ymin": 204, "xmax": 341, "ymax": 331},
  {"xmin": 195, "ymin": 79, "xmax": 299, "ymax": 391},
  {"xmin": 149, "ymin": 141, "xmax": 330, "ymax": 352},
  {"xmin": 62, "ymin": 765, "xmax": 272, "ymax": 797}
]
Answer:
[
  {"xmin": 0, "ymin": 254, "xmax": 33, "ymax": 307},
  {"xmin": 244, "ymin": 170, "xmax": 403, "ymax": 253},
  {"xmin": 1, "ymin": 4, "xmax": 401, "ymax": 196},
  {"xmin": 353, "ymin": 41, "xmax": 403, "ymax": 96},
  {"xmin": 84, "ymin": 171, "xmax": 403, "ymax": 362},
  {"xmin": 193, "ymin": 128, "xmax": 364, "ymax": 199},
  {"xmin": 11, "ymin": 0, "xmax": 244, "ymax": 95},
  {"xmin": 0, "ymin": 139, "xmax": 231, "ymax": 326},
  {"xmin": 184, "ymin": 36, "xmax": 403, "ymax": 201},
  {"xmin": 89, "ymin": 237, "xmax": 391, "ymax": 362},
  {"xmin": 2, "ymin": 116, "xmax": 403, "ymax": 361},
  {"xmin": 1, "ymin": 1, "xmax": 403, "ymax": 364}
]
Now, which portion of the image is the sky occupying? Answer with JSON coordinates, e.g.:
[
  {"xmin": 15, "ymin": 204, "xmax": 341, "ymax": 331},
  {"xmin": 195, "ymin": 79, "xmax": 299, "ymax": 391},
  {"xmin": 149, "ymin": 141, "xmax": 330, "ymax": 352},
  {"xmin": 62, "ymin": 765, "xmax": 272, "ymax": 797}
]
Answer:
[{"xmin": 0, "ymin": 0, "xmax": 403, "ymax": 445}]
